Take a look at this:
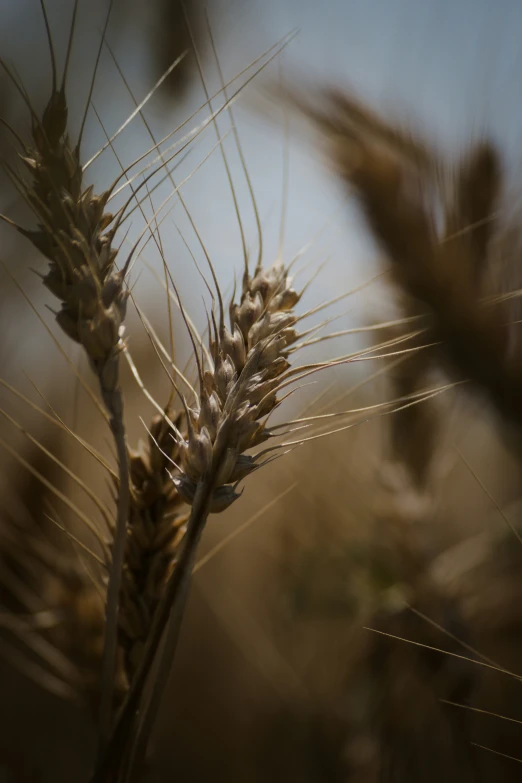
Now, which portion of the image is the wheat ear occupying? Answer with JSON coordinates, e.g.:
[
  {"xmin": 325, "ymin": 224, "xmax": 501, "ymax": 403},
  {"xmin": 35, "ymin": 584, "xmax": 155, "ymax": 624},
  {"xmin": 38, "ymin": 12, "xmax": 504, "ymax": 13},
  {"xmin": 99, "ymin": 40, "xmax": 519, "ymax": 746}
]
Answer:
[
  {"xmin": 119, "ymin": 408, "xmax": 188, "ymax": 680},
  {"xmin": 294, "ymin": 90, "xmax": 522, "ymax": 434},
  {"xmin": 11, "ymin": 82, "xmax": 133, "ymax": 737},
  {"xmin": 0, "ymin": 0, "xmax": 181, "ymax": 745},
  {"xmin": 91, "ymin": 257, "xmax": 304, "ymax": 778}
]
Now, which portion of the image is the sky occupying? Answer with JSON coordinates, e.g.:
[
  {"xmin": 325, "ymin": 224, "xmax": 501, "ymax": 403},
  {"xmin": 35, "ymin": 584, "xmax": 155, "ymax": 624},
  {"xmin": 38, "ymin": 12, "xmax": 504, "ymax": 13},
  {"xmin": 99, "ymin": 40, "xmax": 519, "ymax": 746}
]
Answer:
[{"xmin": 2, "ymin": 0, "xmax": 522, "ymax": 385}]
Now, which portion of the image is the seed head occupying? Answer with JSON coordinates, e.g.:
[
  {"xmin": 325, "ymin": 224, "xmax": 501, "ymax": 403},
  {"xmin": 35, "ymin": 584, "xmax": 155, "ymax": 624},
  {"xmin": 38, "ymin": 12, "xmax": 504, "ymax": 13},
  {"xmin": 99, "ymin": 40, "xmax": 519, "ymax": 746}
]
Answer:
[
  {"xmin": 171, "ymin": 261, "xmax": 301, "ymax": 513},
  {"xmin": 16, "ymin": 90, "xmax": 127, "ymax": 374}
]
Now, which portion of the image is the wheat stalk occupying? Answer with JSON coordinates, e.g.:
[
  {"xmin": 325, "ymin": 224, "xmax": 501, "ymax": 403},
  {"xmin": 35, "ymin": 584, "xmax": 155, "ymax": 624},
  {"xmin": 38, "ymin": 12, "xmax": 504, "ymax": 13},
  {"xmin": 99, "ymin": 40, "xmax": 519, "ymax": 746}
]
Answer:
[
  {"xmin": 1, "ymin": 0, "xmax": 136, "ymax": 743},
  {"xmin": 119, "ymin": 408, "xmax": 187, "ymax": 681},
  {"xmin": 279, "ymin": 85, "xmax": 522, "ymax": 781},
  {"xmin": 92, "ymin": 252, "xmax": 322, "ymax": 778},
  {"xmin": 293, "ymin": 89, "xmax": 522, "ymax": 433}
]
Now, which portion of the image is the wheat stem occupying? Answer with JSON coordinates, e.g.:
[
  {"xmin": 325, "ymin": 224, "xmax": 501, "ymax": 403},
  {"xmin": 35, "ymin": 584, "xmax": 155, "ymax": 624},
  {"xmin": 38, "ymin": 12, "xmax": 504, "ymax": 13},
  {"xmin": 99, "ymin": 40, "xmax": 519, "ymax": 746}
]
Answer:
[
  {"xmin": 122, "ymin": 590, "xmax": 188, "ymax": 783},
  {"xmin": 97, "ymin": 381, "xmax": 130, "ymax": 753},
  {"xmin": 91, "ymin": 479, "xmax": 210, "ymax": 782}
]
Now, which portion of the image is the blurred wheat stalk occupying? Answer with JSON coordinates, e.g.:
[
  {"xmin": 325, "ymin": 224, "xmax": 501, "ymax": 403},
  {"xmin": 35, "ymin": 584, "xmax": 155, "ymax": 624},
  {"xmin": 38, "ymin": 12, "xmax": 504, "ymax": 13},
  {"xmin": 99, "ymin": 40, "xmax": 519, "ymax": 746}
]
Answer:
[{"xmin": 268, "ymin": 82, "xmax": 522, "ymax": 781}]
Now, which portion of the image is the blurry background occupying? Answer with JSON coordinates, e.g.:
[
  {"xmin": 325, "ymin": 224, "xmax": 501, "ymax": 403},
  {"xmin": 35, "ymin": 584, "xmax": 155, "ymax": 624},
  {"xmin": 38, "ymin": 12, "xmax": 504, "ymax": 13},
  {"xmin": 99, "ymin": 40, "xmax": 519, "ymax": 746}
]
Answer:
[{"xmin": 1, "ymin": 1, "xmax": 522, "ymax": 781}]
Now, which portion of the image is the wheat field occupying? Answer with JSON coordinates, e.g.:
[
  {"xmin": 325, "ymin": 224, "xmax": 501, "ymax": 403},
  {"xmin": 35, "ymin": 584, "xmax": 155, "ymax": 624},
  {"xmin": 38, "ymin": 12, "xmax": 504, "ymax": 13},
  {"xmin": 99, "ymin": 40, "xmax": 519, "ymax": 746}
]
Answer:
[{"xmin": 1, "ymin": 1, "xmax": 522, "ymax": 781}]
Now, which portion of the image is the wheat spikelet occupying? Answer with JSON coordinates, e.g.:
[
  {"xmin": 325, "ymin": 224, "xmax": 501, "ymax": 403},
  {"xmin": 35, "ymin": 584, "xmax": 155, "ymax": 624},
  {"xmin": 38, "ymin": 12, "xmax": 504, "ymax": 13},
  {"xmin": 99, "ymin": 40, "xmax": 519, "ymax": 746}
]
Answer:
[
  {"xmin": 114, "ymin": 259, "xmax": 303, "ymax": 679},
  {"xmin": 172, "ymin": 261, "xmax": 300, "ymax": 511},
  {"xmin": 16, "ymin": 93, "xmax": 126, "ymax": 381},
  {"xmin": 120, "ymin": 408, "xmax": 187, "ymax": 680}
]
